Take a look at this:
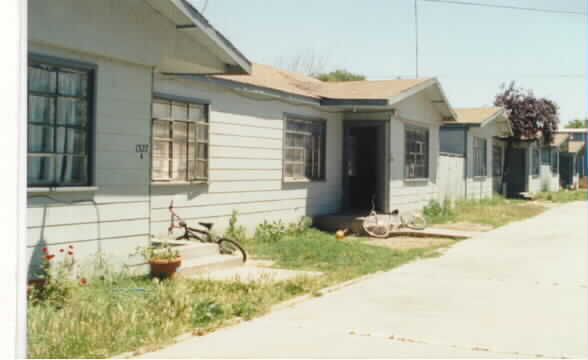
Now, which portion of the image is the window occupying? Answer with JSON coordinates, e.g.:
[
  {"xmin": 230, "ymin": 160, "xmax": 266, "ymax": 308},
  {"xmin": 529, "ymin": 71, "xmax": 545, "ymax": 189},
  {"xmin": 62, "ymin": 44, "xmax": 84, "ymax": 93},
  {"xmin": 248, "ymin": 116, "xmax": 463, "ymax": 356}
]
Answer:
[
  {"xmin": 531, "ymin": 148, "xmax": 540, "ymax": 176},
  {"xmin": 473, "ymin": 137, "xmax": 487, "ymax": 177},
  {"xmin": 493, "ymin": 144, "xmax": 503, "ymax": 176},
  {"xmin": 27, "ymin": 61, "xmax": 93, "ymax": 187},
  {"xmin": 551, "ymin": 149, "xmax": 558, "ymax": 173},
  {"xmin": 284, "ymin": 117, "xmax": 326, "ymax": 181},
  {"xmin": 151, "ymin": 99, "xmax": 208, "ymax": 181},
  {"xmin": 405, "ymin": 125, "xmax": 429, "ymax": 179}
]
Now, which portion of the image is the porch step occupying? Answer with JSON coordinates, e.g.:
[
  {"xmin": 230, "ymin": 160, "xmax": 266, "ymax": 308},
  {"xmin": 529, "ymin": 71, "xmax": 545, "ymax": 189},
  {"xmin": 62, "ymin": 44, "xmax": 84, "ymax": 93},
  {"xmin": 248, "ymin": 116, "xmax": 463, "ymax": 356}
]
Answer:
[
  {"xmin": 178, "ymin": 254, "xmax": 244, "ymax": 277},
  {"xmin": 151, "ymin": 239, "xmax": 220, "ymax": 260},
  {"xmin": 313, "ymin": 215, "xmax": 366, "ymax": 234}
]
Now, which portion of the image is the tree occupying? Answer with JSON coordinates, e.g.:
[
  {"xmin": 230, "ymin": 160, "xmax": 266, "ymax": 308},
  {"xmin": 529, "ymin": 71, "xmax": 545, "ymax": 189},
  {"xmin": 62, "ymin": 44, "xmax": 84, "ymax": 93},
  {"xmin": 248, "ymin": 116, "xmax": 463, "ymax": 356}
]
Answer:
[
  {"xmin": 274, "ymin": 49, "xmax": 329, "ymax": 75},
  {"xmin": 494, "ymin": 82, "xmax": 560, "ymax": 178},
  {"xmin": 312, "ymin": 69, "xmax": 366, "ymax": 82},
  {"xmin": 494, "ymin": 82, "xmax": 560, "ymax": 144},
  {"xmin": 565, "ymin": 119, "xmax": 587, "ymax": 129}
]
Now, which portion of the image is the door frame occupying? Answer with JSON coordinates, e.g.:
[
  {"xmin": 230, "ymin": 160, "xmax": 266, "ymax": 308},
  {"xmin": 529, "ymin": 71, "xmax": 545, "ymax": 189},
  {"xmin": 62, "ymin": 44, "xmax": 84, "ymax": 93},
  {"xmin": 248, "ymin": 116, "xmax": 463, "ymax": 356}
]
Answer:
[{"xmin": 342, "ymin": 119, "xmax": 390, "ymax": 212}]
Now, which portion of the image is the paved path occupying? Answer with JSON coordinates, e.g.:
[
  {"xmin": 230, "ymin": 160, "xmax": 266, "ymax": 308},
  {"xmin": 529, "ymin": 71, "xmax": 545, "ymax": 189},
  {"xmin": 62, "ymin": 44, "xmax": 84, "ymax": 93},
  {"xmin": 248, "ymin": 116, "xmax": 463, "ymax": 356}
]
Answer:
[{"xmin": 139, "ymin": 202, "xmax": 587, "ymax": 359}]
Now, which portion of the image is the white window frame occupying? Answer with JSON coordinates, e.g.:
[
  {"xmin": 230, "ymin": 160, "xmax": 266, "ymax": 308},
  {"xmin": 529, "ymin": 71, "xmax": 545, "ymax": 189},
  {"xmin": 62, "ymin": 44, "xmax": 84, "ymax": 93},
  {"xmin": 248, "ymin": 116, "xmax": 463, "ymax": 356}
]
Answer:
[
  {"xmin": 283, "ymin": 116, "xmax": 326, "ymax": 182},
  {"xmin": 404, "ymin": 125, "xmax": 429, "ymax": 180},
  {"xmin": 151, "ymin": 97, "xmax": 209, "ymax": 182}
]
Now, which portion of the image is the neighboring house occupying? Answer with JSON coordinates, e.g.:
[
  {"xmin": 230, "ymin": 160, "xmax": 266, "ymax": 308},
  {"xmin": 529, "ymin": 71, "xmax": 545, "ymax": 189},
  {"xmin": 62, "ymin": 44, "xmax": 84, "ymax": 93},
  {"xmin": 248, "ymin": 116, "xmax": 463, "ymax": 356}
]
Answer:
[
  {"xmin": 150, "ymin": 63, "xmax": 457, "ymax": 239},
  {"xmin": 503, "ymin": 136, "xmax": 560, "ymax": 197},
  {"xmin": 26, "ymin": 0, "xmax": 251, "ymax": 275},
  {"xmin": 556, "ymin": 128, "xmax": 588, "ymax": 185},
  {"xmin": 439, "ymin": 107, "xmax": 512, "ymax": 201},
  {"xmin": 555, "ymin": 132, "xmax": 586, "ymax": 189}
]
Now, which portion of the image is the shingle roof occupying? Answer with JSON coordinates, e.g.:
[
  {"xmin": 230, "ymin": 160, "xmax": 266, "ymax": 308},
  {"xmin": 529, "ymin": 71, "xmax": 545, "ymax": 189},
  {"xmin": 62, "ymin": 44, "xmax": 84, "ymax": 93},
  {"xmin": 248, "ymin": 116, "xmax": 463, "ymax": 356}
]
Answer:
[
  {"xmin": 452, "ymin": 107, "xmax": 504, "ymax": 124},
  {"xmin": 213, "ymin": 63, "xmax": 432, "ymax": 100}
]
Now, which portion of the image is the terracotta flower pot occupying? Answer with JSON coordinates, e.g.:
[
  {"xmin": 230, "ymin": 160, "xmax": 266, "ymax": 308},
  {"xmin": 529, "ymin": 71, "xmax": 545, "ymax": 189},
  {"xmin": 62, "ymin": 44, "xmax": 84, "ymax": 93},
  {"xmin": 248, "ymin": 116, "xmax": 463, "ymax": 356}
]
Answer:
[{"xmin": 149, "ymin": 257, "xmax": 182, "ymax": 279}]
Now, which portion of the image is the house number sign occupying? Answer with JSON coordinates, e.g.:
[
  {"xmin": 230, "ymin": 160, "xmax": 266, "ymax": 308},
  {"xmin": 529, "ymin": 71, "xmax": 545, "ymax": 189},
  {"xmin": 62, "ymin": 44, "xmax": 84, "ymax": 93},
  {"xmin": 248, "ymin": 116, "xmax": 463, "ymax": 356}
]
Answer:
[{"xmin": 136, "ymin": 144, "xmax": 149, "ymax": 159}]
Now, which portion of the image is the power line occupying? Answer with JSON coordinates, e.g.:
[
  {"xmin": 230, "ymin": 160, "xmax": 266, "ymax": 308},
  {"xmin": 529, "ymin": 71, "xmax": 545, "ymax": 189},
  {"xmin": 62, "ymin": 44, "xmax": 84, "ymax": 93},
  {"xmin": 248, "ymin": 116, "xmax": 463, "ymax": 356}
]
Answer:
[{"xmin": 421, "ymin": 0, "xmax": 587, "ymax": 16}]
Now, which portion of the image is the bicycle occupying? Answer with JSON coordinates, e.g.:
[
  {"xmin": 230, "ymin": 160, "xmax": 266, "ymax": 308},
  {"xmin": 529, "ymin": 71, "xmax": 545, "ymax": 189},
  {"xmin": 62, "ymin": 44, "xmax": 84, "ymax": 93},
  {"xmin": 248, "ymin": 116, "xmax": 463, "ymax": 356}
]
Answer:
[
  {"xmin": 168, "ymin": 201, "xmax": 247, "ymax": 263},
  {"xmin": 362, "ymin": 197, "xmax": 427, "ymax": 238}
]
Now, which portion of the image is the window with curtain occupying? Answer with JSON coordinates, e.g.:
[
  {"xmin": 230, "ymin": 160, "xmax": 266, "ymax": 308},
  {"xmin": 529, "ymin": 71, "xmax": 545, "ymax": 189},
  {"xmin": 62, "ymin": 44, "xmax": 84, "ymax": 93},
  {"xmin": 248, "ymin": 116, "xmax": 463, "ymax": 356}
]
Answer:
[
  {"xmin": 284, "ymin": 117, "xmax": 326, "ymax": 181},
  {"xmin": 405, "ymin": 125, "xmax": 429, "ymax": 179},
  {"xmin": 151, "ymin": 99, "xmax": 209, "ymax": 181},
  {"xmin": 473, "ymin": 137, "xmax": 487, "ymax": 177},
  {"xmin": 27, "ymin": 62, "xmax": 92, "ymax": 187}
]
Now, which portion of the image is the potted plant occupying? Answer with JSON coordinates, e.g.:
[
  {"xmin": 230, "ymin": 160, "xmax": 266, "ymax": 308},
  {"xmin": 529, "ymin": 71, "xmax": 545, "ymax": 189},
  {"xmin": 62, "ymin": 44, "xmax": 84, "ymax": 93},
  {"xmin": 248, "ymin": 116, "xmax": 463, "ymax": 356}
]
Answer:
[{"xmin": 135, "ymin": 243, "xmax": 182, "ymax": 279}]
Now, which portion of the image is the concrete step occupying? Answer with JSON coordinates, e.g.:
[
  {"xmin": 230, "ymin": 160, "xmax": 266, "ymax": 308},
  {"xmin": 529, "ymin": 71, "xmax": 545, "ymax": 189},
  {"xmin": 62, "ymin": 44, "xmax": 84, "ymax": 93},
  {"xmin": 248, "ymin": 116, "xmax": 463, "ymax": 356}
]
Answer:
[
  {"xmin": 178, "ymin": 254, "xmax": 244, "ymax": 277},
  {"xmin": 151, "ymin": 239, "xmax": 220, "ymax": 260}
]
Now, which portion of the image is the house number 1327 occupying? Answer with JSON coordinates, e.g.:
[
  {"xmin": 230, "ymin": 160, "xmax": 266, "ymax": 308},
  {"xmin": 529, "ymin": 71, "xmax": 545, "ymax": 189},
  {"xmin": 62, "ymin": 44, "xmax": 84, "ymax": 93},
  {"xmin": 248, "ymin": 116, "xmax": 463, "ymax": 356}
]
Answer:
[{"xmin": 136, "ymin": 144, "xmax": 149, "ymax": 159}]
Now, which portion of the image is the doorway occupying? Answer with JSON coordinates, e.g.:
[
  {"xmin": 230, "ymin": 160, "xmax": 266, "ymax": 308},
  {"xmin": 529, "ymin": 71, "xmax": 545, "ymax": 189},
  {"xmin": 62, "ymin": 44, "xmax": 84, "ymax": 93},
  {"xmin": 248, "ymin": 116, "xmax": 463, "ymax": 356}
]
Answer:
[
  {"xmin": 506, "ymin": 147, "xmax": 527, "ymax": 197},
  {"xmin": 343, "ymin": 121, "xmax": 388, "ymax": 211}
]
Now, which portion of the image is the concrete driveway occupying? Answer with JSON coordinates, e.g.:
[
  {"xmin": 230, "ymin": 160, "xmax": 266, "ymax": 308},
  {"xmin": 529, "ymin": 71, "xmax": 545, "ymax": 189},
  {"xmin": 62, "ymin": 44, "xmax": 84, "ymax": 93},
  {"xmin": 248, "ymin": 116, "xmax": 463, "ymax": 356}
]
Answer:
[{"xmin": 139, "ymin": 202, "xmax": 587, "ymax": 359}]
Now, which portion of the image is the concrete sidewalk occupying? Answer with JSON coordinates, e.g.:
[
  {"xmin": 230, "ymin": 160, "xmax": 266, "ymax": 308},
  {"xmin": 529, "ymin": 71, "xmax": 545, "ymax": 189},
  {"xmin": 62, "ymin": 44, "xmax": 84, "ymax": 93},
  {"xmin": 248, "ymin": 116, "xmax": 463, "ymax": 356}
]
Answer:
[{"xmin": 137, "ymin": 202, "xmax": 587, "ymax": 359}]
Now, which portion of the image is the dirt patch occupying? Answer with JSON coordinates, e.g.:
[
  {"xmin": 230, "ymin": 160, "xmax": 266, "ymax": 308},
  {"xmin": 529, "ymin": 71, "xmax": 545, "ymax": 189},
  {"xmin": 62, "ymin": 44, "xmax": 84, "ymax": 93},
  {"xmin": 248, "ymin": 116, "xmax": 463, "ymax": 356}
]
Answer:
[
  {"xmin": 364, "ymin": 236, "xmax": 456, "ymax": 250},
  {"xmin": 431, "ymin": 222, "xmax": 494, "ymax": 232}
]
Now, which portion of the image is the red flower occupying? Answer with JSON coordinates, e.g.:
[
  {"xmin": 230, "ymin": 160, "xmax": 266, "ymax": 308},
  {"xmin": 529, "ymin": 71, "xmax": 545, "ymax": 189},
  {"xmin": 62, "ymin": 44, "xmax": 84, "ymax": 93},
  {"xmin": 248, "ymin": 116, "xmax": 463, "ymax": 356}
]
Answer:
[
  {"xmin": 45, "ymin": 254, "xmax": 55, "ymax": 260},
  {"xmin": 67, "ymin": 251, "xmax": 73, "ymax": 255},
  {"xmin": 79, "ymin": 278, "xmax": 88, "ymax": 285},
  {"xmin": 42, "ymin": 248, "xmax": 48, "ymax": 253},
  {"xmin": 68, "ymin": 245, "xmax": 74, "ymax": 249},
  {"xmin": 59, "ymin": 249, "xmax": 64, "ymax": 253}
]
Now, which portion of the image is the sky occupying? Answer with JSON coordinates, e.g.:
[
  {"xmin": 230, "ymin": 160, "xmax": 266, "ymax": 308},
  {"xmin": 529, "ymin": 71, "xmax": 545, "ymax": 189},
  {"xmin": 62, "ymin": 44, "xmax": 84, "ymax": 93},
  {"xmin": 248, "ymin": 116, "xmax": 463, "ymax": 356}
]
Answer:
[{"xmin": 190, "ymin": 0, "xmax": 586, "ymax": 125}]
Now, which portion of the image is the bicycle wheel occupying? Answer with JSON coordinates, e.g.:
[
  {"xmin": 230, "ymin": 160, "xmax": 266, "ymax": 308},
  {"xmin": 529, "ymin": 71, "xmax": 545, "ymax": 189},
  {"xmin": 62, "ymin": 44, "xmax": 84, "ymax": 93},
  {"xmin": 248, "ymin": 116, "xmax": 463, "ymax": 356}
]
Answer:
[
  {"xmin": 362, "ymin": 212, "xmax": 390, "ymax": 238},
  {"xmin": 402, "ymin": 214, "xmax": 427, "ymax": 230},
  {"xmin": 217, "ymin": 238, "xmax": 247, "ymax": 263}
]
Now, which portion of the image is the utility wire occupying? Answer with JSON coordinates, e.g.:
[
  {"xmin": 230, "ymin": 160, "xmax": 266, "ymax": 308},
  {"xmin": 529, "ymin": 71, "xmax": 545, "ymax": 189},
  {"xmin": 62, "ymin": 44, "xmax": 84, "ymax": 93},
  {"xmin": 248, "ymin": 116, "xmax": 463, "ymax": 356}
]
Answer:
[{"xmin": 421, "ymin": 0, "xmax": 587, "ymax": 16}]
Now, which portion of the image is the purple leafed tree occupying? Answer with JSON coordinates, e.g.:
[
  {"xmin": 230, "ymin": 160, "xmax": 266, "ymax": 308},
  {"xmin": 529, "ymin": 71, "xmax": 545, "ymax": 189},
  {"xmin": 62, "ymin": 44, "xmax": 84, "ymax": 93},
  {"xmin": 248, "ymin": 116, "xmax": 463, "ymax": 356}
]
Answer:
[
  {"xmin": 494, "ymin": 82, "xmax": 560, "ymax": 179},
  {"xmin": 494, "ymin": 81, "xmax": 560, "ymax": 144}
]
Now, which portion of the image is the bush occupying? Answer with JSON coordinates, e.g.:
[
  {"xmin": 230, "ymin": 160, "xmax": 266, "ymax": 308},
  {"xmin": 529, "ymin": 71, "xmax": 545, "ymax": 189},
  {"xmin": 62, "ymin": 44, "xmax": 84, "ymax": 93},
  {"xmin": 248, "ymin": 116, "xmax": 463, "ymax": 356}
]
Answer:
[
  {"xmin": 224, "ymin": 210, "xmax": 248, "ymax": 242},
  {"xmin": 422, "ymin": 200, "xmax": 455, "ymax": 224},
  {"xmin": 255, "ymin": 220, "xmax": 287, "ymax": 243}
]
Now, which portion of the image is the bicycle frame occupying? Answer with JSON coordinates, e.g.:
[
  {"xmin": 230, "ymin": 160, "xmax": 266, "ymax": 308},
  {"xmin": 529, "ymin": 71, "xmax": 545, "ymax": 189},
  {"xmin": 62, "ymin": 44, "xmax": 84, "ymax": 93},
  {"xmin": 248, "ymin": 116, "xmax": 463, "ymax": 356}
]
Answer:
[{"xmin": 168, "ymin": 201, "xmax": 210, "ymax": 242}]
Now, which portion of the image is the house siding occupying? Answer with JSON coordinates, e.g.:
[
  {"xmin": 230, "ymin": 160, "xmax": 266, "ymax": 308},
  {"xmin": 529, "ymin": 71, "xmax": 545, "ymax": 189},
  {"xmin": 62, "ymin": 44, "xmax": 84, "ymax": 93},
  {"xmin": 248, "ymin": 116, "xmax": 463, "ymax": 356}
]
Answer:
[
  {"xmin": 151, "ymin": 76, "xmax": 343, "ymax": 237},
  {"xmin": 26, "ymin": 44, "xmax": 153, "ymax": 274},
  {"xmin": 392, "ymin": 92, "xmax": 442, "ymax": 212}
]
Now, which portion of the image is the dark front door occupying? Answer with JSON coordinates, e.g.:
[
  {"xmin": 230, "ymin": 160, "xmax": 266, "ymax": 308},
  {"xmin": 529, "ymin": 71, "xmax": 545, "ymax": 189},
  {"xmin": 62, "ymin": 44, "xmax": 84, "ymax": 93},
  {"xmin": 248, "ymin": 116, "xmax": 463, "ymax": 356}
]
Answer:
[
  {"xmin": 348, "ymin": 127, "xmax": 378, "ymax": 210},
  {"xmin": 506, "ymin": 148, "xmax": 527, "ymax": 197}
]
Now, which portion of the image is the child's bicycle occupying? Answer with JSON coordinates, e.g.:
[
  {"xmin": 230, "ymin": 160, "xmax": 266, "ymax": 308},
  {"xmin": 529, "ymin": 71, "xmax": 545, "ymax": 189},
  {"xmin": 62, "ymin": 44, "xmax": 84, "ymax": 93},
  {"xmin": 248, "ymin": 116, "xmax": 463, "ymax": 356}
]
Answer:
[
  {"xmin": 168, "ymin": 201, "xmax": 247, "ymax": 263},
  {"xmin": 362, "ymin": 197, "xmax": 427, "ymax": 238}
]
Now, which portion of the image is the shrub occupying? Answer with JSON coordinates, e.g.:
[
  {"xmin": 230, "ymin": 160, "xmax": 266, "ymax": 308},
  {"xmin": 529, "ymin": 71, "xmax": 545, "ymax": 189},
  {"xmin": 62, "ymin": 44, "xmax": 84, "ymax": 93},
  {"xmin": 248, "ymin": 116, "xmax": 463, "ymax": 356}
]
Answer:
[
  {"xmin": 255, "ymin": 220, "xmax": 287, "ymax": 243},
  {"xmin": 224, "ymin": 210, "xmax": 248, "ymax": 242}
]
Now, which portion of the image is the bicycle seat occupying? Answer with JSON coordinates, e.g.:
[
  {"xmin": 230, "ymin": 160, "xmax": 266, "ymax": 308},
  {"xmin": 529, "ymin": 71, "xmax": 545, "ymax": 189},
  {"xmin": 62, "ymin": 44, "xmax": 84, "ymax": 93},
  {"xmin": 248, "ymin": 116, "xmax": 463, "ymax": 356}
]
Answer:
[{"xmin": 199, "ymin": 222, "xmax": 214, "ymax": 230}]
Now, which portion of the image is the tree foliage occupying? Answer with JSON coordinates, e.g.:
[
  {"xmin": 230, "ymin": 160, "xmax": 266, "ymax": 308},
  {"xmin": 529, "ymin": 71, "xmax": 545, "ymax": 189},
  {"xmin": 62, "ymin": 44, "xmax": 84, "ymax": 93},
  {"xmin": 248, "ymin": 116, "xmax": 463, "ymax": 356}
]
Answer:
[
  {"xmin": 565, "ymin": 119, "xmax": 587, "ymax": 129},
  {"xmin": 494, "ymin": 82, "xmax": 559, "ymax": 144},
  {"xmin": 313, "ymin": 69, "xmax": 366, "ymax": 82}
]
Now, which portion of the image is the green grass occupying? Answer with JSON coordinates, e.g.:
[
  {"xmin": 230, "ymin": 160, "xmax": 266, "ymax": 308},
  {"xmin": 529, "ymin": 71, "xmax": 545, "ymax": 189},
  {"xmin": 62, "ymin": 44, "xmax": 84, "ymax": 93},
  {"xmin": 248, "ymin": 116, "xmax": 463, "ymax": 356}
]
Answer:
[
  {"xmin": 28, "ymin": 229, "xmax": 442, "ymax": 359},
  {"xmin": 534, "ymin": 189, "xmax": 587, "ymax": 203},
  {"xmin": 425, "ymin": 196, "xmax": 546, "ymax": 228}
]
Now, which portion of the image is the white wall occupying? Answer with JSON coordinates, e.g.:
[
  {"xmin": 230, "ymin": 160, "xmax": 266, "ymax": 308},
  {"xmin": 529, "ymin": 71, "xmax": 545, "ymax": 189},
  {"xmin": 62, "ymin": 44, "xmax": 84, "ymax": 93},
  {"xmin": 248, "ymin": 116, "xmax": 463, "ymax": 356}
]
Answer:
[
  {"xmin": 152, "ymin": 75, "xmax": 343, "ymax": 237},
  {"xmin": 390, "ymin": 91, "xmax": 443, "ymax": 213},
  {"xmin": 28, "ymin": 0, "xmax": 225, "ymax": 72},
  {"xmin": 437, "ymin": 154, "xmax": 466, "ymax": 203},
  {"xmin": 26, "ymin": 44, "xmax": 153, "ymax": 276}
]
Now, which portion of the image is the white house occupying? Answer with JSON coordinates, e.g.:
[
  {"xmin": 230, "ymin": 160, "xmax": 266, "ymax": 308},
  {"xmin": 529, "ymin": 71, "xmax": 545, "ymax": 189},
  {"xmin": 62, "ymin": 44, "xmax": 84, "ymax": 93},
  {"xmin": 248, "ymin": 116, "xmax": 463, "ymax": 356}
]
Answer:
[
  {"xmin": 26, "ymin": 0, "xmax": 252, "ymax": 275},
  {"xmin": 555, "ymin": 131, "xmax": 586, "ymax": 189},
  {"xmin": 28, "ymin": 0, "xmax": 463, "ymax": 275},
  {"xmin": 439, "ymin": 107, "xmax": 512, "ymax": 201},
  {"xmin": 149, "ymin": 64, "xmax": 457, "ymax": 237}
]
